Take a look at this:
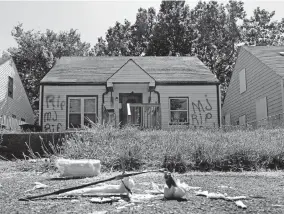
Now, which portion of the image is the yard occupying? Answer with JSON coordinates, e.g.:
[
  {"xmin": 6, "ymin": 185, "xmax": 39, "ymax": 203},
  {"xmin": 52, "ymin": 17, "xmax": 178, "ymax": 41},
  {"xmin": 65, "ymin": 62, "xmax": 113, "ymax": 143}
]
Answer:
[
  {"xmin": 1, "ymin": 160, "xmax": 284, "ymax": 214},
  {"xmin": 1, "ymin": 126, "xmax": 284, "ymax": 213}
]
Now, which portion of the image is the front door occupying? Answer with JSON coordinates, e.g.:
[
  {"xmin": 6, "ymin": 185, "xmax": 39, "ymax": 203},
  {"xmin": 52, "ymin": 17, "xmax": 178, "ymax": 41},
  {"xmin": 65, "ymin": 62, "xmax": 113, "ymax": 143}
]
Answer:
[{"xmin": 119, "ymin": 93, "xmax": 142, "ymax": 126}]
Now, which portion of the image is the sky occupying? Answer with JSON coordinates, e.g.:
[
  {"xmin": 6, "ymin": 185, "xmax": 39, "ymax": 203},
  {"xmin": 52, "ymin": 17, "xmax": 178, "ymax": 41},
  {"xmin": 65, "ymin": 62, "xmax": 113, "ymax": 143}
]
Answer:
[{"xmin": 0, "ymin": 0, "xmax": 284, "ymax": 53}]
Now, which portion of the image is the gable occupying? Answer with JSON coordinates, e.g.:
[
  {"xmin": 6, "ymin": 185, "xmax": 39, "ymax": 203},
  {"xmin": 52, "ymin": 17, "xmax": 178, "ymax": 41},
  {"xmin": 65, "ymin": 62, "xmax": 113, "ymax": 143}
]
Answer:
[
  {"xmin": 107, "ymin": 59, "xmax": 155, "ymax": 87},
  {"xmin": 222, "ymin": 46, "xmax": 282, "ymax": 126},
  {"xmin": 0, "ymin": 59, "xmax": 34, "ymax": 125}
]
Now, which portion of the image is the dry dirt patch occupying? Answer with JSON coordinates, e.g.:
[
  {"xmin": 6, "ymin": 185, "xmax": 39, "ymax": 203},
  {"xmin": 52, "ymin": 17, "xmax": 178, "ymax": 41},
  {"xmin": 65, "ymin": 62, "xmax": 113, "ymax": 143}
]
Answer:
[{"xmin": 1, "ymin": 161, "xmax": 284, "ymax": 214}]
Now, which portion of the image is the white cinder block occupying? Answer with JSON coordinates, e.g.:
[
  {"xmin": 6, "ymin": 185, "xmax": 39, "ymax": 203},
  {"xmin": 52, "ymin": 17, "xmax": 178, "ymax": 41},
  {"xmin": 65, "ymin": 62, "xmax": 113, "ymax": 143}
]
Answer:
[{"xmin": 55, "ymin": 159, "xmax": 101, "ymax": 177}]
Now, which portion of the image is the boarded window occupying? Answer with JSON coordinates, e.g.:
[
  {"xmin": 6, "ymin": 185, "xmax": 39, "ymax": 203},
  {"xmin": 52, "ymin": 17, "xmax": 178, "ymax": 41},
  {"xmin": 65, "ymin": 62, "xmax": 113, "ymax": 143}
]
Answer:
[
  {"xmin": 239, "ymin": 115, "xmax": 246, "ymax": 125},
  {"xmin": 225, "ymin": 113, "xmax": 231, "ymax": 125},
  {"xmin": 68, "ymin": 97, "xmax": 97, "ymax": 128},
  {"xmin": 8, "ymin": 76, "xmax": 13, "ymax": 98},
  {"xmin": 169, "ymin": 98, "xmax": 188, "ymax": 124},
  {"xmin": 256, "ymin": 97, "xmax": 267, "ymax": 122},
  {"xmin": 239, "ymin": 69, "xmax": 246, "ymax": 94}
]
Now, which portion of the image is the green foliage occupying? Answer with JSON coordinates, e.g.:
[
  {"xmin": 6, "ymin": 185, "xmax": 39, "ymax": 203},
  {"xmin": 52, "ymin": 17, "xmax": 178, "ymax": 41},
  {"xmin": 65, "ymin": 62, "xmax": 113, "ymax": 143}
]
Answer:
[
  {"xmin": 241, "ymin": 7, "xmax": 284, "ymax": 46},
  {"xmin": 7, "ymin": 24, "xmax": 91, "ymax": 123},
  {"xmin": 146, "ymin": 1, "xmax": 195, "ymax": 56}
]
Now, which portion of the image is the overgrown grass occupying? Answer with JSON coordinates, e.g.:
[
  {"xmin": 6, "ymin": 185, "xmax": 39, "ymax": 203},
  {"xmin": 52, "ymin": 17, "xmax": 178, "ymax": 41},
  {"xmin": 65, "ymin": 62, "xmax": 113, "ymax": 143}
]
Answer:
[
  {"xmin": 3, "ymin": 124, "xmax": 284, "ymax": 173},
  {"xmin": 54, "ymin": 124, "xmax": 284, "ymax": 173}
]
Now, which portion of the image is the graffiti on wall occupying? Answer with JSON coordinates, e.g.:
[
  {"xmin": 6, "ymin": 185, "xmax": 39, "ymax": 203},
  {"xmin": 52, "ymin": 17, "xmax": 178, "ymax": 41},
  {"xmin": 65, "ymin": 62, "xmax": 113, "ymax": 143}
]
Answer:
[
  {"xmin": 44, "ymin": 95, "xmax": 65, "ymax": 132},
  {"xmin": 191, "ymin": 95, "xmax": 213, "ymax": 126}
]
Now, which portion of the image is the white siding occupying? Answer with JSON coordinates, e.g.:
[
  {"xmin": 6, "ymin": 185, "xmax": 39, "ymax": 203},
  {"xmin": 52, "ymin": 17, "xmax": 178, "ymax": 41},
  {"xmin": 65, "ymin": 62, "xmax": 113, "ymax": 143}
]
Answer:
[
  {"xmin": 222, "ymin": 48, "xmax": 282, "ymax": 126},
  {"xmin": 0, "ymin": 59, "xmax": 34, "ymax": 129},
  {"xmin": 107, "ymin": 60, "xmax": 155, "ymax": 87},
  {"xmin": 42, "ymin": 85, "xmax": 106, "ymax": 132},
  {"xmin": 42, "ymin": 84, "xmax": 219, "ymax": 131},
  {"xmin": 156, "ymin": 85, "xmax": 219, "ymax": 129}
]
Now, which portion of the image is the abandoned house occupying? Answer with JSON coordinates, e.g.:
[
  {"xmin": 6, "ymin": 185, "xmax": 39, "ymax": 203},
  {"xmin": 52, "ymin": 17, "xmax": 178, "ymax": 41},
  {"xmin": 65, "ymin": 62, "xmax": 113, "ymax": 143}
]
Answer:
[
  {"xmin": 0, "ymin": 57, "xmax": 34, "ymax": 130},
  {"xmin": 222, "ymin": 46, "xmax": 284, "ymax": 127},
  {"xmin": 39, "ymin": 57, "xmax": 221, "ymax": 132}
]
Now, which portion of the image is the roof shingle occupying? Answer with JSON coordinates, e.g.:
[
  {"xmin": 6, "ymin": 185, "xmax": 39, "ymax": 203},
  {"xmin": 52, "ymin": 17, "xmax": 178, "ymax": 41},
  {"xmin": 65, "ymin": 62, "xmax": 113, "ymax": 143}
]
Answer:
[
  {"xmin": 244, "ymin": 46, "xmax": 284, "ymax": 77},
  {"xmin": 41, "ymin": 56, "xmax": 219, "ymax": 84}
]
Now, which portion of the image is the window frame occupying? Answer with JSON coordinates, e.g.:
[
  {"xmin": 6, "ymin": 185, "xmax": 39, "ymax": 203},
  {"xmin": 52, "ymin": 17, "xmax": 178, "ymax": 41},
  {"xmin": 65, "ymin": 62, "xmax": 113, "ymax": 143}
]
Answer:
[
  {"xmin": 256, "ymin": 97, "xmax": 268, "ymax": 122},
  {"xmin": 239, "ymin": 115, "xmax": 246, "ymax": 126},
  {"xmin": 66, "ymin": 95, "xmax": 98, "ymax": 129},
  {"xmin": 239, "ymin": 68, "xmax": 247, "ymax": 94},
  {"xmin": 169, "ymin": 97, "xmax": 189, "ymax": 125},
  {"xmin": 8, "ymin": 76, "xmax": 13, "ymax": 98}
]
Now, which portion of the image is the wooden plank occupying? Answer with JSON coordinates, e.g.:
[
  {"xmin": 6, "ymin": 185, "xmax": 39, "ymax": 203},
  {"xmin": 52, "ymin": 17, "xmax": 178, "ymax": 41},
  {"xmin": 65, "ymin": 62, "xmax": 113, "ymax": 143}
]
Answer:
[{"xmin": 129, "ymin": 103, "xmax": 160, "ymax": 107}]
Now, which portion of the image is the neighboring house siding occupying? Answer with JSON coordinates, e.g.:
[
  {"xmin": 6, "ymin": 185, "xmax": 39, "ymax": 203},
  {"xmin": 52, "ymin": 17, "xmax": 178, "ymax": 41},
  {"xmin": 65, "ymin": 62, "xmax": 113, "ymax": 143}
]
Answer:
[
  {"xmin": 0, "ymin": 59, "xmax": 34, "ymax": 129},
  {"xmin": 156, "ymin": 85, "xmax": 219, "ymax": 129},
  {"xmin": 42, "ymin": 85, "xmax": 107, "ymax": 132},
  {"xmin": 222, "ymin": 48, "xmax": 282, "ymax": 125}
]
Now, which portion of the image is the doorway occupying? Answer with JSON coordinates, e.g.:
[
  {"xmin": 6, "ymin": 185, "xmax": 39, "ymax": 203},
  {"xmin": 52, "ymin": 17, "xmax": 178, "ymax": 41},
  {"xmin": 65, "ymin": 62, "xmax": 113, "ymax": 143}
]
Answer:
[{"xmin": 119, "ymin": 93, "xmax": 143, "ymax": 126}]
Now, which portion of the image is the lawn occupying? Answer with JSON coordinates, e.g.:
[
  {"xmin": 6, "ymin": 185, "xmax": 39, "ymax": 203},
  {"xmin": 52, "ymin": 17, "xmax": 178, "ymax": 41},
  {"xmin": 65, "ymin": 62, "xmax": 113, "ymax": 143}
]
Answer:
[
  {"xmin": 1, "ymin": 126, "xmax": 284, "ymax": 213},
  {"xmin": 1, "ymin": 160, "xmax": 284, "ymax": 214}
]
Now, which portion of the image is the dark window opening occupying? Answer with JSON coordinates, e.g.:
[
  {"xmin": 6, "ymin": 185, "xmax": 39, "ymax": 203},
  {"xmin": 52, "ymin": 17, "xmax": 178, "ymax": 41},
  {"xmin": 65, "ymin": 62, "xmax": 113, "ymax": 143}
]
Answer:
[{"xmin": 8, "ymin": 76, "xmax": 13, "ymax": 98}]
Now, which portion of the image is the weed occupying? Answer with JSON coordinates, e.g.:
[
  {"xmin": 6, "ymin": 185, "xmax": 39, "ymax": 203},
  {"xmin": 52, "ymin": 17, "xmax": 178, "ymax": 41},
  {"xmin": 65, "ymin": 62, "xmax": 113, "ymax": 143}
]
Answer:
[{"xmin": 3, "ymin": 123, "xmax": 284, "ymax": 173}]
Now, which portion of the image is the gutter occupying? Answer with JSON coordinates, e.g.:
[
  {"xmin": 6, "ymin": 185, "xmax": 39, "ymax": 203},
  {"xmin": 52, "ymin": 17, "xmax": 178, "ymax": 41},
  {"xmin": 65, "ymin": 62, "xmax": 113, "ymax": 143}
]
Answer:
[{"xmin": 101, "ymin": 86, "xmax": 110, "ymax": 124}]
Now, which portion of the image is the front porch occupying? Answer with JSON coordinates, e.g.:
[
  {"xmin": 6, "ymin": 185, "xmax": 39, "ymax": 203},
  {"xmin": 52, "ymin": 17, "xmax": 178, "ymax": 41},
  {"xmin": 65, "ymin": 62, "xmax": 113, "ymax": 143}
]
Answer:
[{"xmin": 103, "ymin": 102, "xmax": 161, "ymax": 129}]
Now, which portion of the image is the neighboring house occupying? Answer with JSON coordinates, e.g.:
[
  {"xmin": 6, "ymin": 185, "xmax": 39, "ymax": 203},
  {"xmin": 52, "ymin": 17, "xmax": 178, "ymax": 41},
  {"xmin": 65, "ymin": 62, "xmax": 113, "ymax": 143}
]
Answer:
[
  {"xmin": 39, "ymin": 57, "xmax": 221, "ymax": 132},
  {"xmin": 0, "ymin": 57, "xmax": 34, "ymax": 130},
  {"xmin": 222, "ymin": 46, "xmax": 284, "ymax": 127}
]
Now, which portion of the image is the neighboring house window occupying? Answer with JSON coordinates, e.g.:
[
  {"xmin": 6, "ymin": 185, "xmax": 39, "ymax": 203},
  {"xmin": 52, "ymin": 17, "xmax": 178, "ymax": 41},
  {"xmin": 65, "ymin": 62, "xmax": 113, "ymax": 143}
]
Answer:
[
  {"xmin": 256, "ymin": 97, "xmax": 268, "ymax": 122},
  {"xmin": 68, "ymin": 97, "xmax": 97, "ymax": 128},
  {"xmin": 8, "ymin": 76, "xmax": 13, "ymax": 98},
  {"xmin": 225, "ymin": 113, "xmax": 231, "ymax": 125},
  {"xmin": 169, "ymin": 98, "xmax": 188, "ymax": 124},
  {"xmin": 239, "ymin": 69, "xmax": 246, "ymax": 94},
  {"xmin": 239, "ymin": 115, "xmax": 246, "ymax": 126}
]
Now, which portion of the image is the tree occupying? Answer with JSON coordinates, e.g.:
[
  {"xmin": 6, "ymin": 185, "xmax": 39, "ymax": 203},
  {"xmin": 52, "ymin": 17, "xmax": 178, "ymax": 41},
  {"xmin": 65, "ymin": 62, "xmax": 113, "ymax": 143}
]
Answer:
[
  {"xmin": 241, "ymin": 7, "xmax": 284, "ymax": 46},
  {"xmin": 130, "ymin": 7, "xmax": 157, "ymax": 56},
  {"xmin": 103, "ymin": 20, "xmax": 133, "ymax": 56},
  {"xmin": 8, "ymin": 24, "xmax": 91, "ymax": 123},
  {"xmin": 91, "ymin": 37, "xmax": 108, "ymax": 56},
  {"xmin": 192, "ymin": 1, "xmax": 245, "ymax": 85},
  {"xmin": 93, "ymin": 8, "xmax": 157, "ymax": 56},
  {"xmin": 146, "ymin": 1, "xmax": 196, "ymax": 56}
]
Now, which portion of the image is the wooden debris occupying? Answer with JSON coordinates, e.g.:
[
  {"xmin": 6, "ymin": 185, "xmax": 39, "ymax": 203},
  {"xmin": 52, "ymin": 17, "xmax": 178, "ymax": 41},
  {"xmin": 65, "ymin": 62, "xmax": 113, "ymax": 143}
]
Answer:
[{"xmin": 19, "ymin": 169, "xmax": 165, "ymax": 201}]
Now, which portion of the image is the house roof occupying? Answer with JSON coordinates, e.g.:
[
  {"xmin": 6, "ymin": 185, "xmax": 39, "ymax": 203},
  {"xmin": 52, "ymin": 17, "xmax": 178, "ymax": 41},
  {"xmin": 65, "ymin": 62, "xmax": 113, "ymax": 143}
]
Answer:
[
  {"xmin": 243, "ymin": 46, "xmax": 284, "ymax": 77},
  {"xmin": 0, "ymin": 57, "xmax": 11, "ymax": 66},
  {"xmin": 41, "ymin": 56, "xmax": 219, "ymax": 85}
]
